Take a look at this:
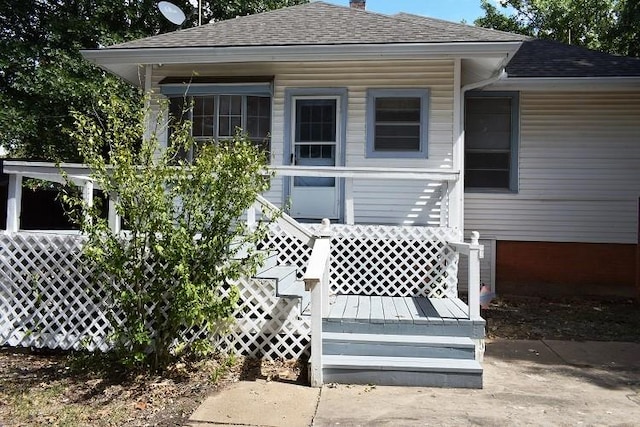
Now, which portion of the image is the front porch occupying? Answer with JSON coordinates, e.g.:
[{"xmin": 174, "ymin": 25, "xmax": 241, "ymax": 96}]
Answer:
[{"xmin": 0, "ymin": 161, "xmax": 485, "ymax": 388}]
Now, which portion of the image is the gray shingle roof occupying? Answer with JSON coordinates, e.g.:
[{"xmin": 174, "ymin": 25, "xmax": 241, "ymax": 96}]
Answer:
[
  {"xmin": 110, "ymin": 1, "xmax": 525, "ymax": 50},
  {"xmin": 506, "ymin": 39, "xmax": 640, "ymax": 77}
]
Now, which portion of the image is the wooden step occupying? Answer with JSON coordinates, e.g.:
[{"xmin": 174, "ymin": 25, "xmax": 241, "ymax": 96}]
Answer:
[
  {"xmin": 322, "ymin": 355, "xmax": 483, "ymax": 388},
  {"xmin": 233, "ymin": 245, "xmax": 278, "ymax": 275},
  {"xmin": 323, "ymin": 332, "xmax": 476, "ymax": 359},
  {"xmin": 322, "ymin": 318, "xmax": 485, "ymax": 339}
]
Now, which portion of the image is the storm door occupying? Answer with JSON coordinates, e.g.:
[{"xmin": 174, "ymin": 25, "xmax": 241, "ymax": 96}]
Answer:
[{"xmin": 289, "ymin": 97, "xmax": 341, "ymax": 219}]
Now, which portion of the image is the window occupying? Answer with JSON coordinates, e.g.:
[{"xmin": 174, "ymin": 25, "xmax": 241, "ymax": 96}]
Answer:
[
  {"xmin": 464, "ymin": 92, "xmax": 519, "ymax": 191},
  {"xmin": 169, "ymin": 95, "xmax": 271, "ymax": 160},
  {"xmin": 366, "ymin": 89, "xmax": 429, "ymax": 158},
  {"xmin": 162, "ymin": 82, "xmax": 272, "ymax": 161}
]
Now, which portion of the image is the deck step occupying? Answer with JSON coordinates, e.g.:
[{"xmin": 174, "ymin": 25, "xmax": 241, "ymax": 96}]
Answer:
[
  {"xmin": 255, "ymin": 265, "xmax": 309, "ymax": 312},
  {"xmin": 322, "ymin": 355, "xmax": 483, "ymax": 388},
  {"xmin": 233, "ymin": 246, "xmax": 278, "ymax": 275},
  {"xmin": 323, "ymin": 332, "xmax": 475, "ymax": 359},
  {"xmin": 322, "ymin": 318, "xmax": 485, "ymax": 339}
]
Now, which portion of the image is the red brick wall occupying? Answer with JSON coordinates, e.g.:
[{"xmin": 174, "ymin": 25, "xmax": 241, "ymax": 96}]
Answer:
[{"xmin": 496, "ymin": 241, "xmax": 637, "ymax": 297}]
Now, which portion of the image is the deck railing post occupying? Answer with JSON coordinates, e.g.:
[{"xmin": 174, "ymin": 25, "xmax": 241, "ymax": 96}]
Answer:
[
  {"xmin": 468, "ymin": 231, "xmax": 483, "ymax": 320},
  {"xmin": 305, "ymin": 218, "xmax": 332, "ymax": 387},
  {"xmin": 6, "ymin": 174, "xmax": 23, "ymax": 233},
  {"xmin": 319, "ymin": 218, "xmax": 332, "ymax": 317}
]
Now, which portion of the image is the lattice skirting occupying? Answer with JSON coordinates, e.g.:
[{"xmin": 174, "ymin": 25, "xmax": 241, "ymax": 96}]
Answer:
[
  {"xmin": 0, "ymin": 233, "xmax": 310, "ymax": 359},
  {"xmin": 266, "ymin": 223, "xmax": 461, "ymax": 298}
]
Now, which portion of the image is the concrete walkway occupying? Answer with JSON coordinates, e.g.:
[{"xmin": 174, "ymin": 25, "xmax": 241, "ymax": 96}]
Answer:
[{"xmin": 186, "ymin": 340, "xmax": 640, "ymax": 427}]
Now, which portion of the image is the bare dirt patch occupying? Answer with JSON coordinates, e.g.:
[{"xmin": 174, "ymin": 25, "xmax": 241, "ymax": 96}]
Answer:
[
  {"xmin": 0, "ymin": 350, "xmax": 305, "ymax": 426},
  {"xmin": 484, "ymin": 295, "xmax": 640, "ymax": 342}
]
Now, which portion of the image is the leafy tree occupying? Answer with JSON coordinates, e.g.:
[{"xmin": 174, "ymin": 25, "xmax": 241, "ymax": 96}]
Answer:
[
  {"xmin": 475, "ymin": 0, "xmax": 638, "ymax": 57},
  {"xmin": 64, "ymin": 86, "xmax": 274, "ymax": 369},
  {"xmin": 610, "ymin": 0, "xmax": 640, "ymax": 57},
  {"xmin": 0, "ymin": 0, "xmax": 307, "ymax": 160}
]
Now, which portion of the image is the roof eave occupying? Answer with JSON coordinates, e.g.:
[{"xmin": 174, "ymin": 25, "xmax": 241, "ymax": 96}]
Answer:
[
  {"xmin": 82, "ymin": 42, "xmax": 523, "ymax": 85},
  {"xmin": 489, "ymin": 76, "xmax": 640, "ymax": 91}
]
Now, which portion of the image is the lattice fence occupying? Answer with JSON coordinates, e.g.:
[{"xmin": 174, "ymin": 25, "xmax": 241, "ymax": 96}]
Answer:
[
  {"xmin": 0, "ymin": 232, "xmax": 309, "ymax": 358},
  {"xmin": 266, "ymin": 223, "xmax": 461, "ymax": 298}
]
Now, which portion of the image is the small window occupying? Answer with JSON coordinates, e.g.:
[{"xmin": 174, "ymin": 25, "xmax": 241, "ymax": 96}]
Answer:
[
  {"xmin": 464, "ymin": 92, "xmax": 519, "ymax": 191},
  {"xmin": 366, "ymin": 89, "xmax": 429, "ymax": 158}
]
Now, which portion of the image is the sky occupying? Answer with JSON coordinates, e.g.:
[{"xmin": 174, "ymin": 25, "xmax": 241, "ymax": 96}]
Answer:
[{"xmin": 326, "ymin": 0, "xmax": 498, "ymax": 24}]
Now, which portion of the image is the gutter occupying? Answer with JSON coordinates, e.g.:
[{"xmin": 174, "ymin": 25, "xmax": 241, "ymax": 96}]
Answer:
[
  {"xmin": 489, "ymin": 76, "xmax": 640, "ymax": 91},
  {"xmin": 461, "ymin": 68, "xmax": 508, "ymax": 94},
  {"xmin": 81, "ymin": 41, "xmax": 523, "ymax": 66}
]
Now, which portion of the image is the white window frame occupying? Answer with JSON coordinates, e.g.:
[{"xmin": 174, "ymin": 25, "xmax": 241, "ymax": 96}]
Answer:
[{"xmin": 365, "ymin": 88, "xmax": 430, "ymax": 159}]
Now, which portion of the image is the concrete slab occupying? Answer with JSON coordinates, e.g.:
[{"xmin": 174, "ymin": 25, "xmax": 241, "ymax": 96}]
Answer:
[
  {"xmin": 485, "ymin": 338, "xmax": 565, "ymax": 365},
  {"xmin": 186, "ymin": 380, "xmax": 319, "ymax": 427},
  {"xmin": 543, "ymin": 340, "xmax": 640, "ymax": 370},
  {"xmin": 313, "ymin": 340, "xmax": 640, "ymax": 427},
  {"xmin": 188, "ymin": 340, "xmax": 640, "ymax": 427}
]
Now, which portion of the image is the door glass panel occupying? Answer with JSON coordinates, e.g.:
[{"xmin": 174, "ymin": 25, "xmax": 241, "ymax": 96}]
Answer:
[
  {"xmin": 294, "ymin": 99, "xmax": 337, "ymax": 187},
  {"xmin": 295, "ymin": 99, "xmax": 337, "ymax": 142},
  {"xmin": 294, "ymin": 144, "xmax": 335, "ymax": 187}
]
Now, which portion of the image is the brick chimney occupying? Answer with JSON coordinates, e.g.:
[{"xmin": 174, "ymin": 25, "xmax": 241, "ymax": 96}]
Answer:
[{"xmin": 350, "ymin": 0, "xmax": 365, "ymax": 10}]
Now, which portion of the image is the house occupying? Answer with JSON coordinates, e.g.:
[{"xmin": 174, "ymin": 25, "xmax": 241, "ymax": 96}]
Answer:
[
  {"xmin": 79, "ymin": 0, "xmax": 640, "ymax": 297},
  {"xmin": 2, "ymin": 0, "xmax": 639, "ymax": 388}
]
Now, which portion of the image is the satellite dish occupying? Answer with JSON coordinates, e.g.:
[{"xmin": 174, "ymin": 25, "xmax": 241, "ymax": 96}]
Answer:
[{"xmin": 158, "ymin": 1, "xmax": 186, "ymax": 25}]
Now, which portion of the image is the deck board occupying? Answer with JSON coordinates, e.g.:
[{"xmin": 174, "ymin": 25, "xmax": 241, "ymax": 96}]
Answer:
[
  {"xmin": 414, "ymin": 298, "xmax": 444, "ymax": 325},
  {"xmin": 356, "ymin": 296, "xmax": 371, "ymax": 321},
  {"xmin": 370, "ymin": 296, "xmax": 385, "ymax": 324},
  {"xmin": 328, "ymin": 293, "xmax": 348, "ymax": 320},
  {"xmin": 430, "ymin": 298, "xmax": 457, "ymax": 318},
  {"xmin": 403, "ymin": 297, "xmax": 430, "ymax": 324},
  {"xmin": 450, "ymin": 298, "xmax": 470, "ymax": 317},
  {"xmin": 446, "ymin": 298, "xmax": 469, "ymax": 318},
  {"xmin": 391, "ymin": 297, "xmax": 413, "ymax": 323},
  {"xmin": 343, "ymin": 295, "xmax": 359, "ymax": 320},
  {"xmin": 327, "ymin": 295, "xmax": 473, "ymax": 324}
]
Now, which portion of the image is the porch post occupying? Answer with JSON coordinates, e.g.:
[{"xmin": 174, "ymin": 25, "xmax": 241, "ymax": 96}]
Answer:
[
  {"xmin": 108, "ymin": 193, "xmax": 121, "ymax": 234},
  {"xmin": 449, "ymin": 58, "xmax": 464, "ymax": 235},
  {"xmin": 247, "ymin": 202, "xmax": 257, "ymax": 231},
  {"xmin": 6, "ymin": 174, "xmax": 23, "ymax": 233},
  {"xmin": 468, "ymin": 231, "xmax": 483, "ymax": 320},
  {"xmin": 82, "ymin": 180, "xmax": 94, "ymax": 226},
  {"xmin": 345, "ymin": 178, "xmax": 355, "ymax": 225}
]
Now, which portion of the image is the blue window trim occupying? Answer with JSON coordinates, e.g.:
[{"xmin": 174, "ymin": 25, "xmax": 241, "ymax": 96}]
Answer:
[
  {"xmin": 283, "ymin": 87, "xmax": 349, "ymax": 223},
  {"xmin": 160, "ymin": 82, "xmax": 273, "ymax": 97},
  {"xmin": 464, "ymin": 90, "xmax": 520, "ymax": 193},
  {"xmin": 366, "ymin": 88, "xmax": 430, "ymax": 159}
]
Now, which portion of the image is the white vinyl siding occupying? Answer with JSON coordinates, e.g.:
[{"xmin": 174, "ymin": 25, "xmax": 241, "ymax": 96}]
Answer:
[
  {"xmin": 465, "ymin": 91, "xmax": 640, "ymax": 244},
  {"xmin": 151, "ymin": 60, "xmax": 455, "ymax": 225}
]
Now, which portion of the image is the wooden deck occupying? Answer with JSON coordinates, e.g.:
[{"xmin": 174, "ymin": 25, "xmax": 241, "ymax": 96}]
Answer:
[{"xmin": 326, "ymin": 295, "xmax": 471, "ymax": 324}]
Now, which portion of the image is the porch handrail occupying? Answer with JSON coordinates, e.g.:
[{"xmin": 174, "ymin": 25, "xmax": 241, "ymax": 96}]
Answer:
[
  {"xmin": 302, "ymin": 218, "xmax": 332, "ymax": 387},
  {"xmin": 252, "ymin": 194, "xmax": 315, "ymax": 247},
  {"xmin": 449, "ymin": 231, "xmax": 484, "ymax": 320},
  {"xmin": 269, "ymin": 165, "xmax": 459, "ymax": 181}
]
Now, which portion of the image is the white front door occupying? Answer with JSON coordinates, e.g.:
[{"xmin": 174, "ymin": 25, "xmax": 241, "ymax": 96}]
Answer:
[{"xmin": 290, "ymin": 97, "xmax": 341, "ymax": 220}]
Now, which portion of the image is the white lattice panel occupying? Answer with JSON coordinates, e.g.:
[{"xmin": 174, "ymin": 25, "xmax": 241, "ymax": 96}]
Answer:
[
  {"xmin": 266, "ymin": 224, "xmax": 461, "ymax": 298},
  {"xmin": 0, "ymin": 233, "xmax": 309, "ymax": 359}
]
